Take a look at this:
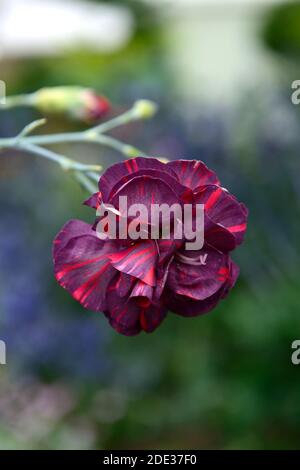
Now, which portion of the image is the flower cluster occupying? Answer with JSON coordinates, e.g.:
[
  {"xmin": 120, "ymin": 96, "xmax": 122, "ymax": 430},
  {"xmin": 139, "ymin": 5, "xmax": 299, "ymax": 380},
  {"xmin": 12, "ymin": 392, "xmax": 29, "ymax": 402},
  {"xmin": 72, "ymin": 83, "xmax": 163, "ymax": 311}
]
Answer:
[{"xmin": 53, "ymin": 157, "xmax": 248, "ymax": 335}]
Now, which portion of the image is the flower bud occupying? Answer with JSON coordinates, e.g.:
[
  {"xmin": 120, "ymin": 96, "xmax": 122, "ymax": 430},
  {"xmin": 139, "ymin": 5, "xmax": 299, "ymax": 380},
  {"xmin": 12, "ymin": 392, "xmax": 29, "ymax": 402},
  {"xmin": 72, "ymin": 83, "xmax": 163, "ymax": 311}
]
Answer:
[
  {"xmin": 132, "ymin": 99, "xmax": 158, "ymax": 119},
  {"xmin": 32, "ymin": 86, "xmax": 110, "ymax": 123}
]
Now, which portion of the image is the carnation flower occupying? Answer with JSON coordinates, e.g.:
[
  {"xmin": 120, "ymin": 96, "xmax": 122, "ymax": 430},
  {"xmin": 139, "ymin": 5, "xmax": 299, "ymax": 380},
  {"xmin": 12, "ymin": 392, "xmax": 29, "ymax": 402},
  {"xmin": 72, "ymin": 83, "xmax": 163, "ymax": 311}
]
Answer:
[{"xmin": 53, "ymin": 157, "xmax": 248, "ymax": 335}]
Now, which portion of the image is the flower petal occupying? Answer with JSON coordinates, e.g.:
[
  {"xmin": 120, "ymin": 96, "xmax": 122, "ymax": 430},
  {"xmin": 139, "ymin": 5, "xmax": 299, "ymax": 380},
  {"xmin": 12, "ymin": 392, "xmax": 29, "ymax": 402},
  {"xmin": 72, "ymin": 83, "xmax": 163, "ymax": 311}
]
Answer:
[
  {"xmin": 110, "ymin": 272, "xmax": 135, "ymax": 298},
  {"xmin": 110, "ymin": 175, "xmax": 181, "ymax": 216},
  {"xmin": 107, "ymin": 168, "xmax": 190, "ymax": 204},
  {"xmin": 130, "ymin": 279, "xmax": 153, "ymax": 301},
  {"xmin": 195, "ymin": 185, "xmax": 248, "ymax": 246},
  {"xmin": 107, "ymin": 240, "xmax": 158, "ymax": 286},
  {"xmin": 167, "ymin": 159, "xmax": 220, "ymax": 190},
  {"xmin": 165, "ymin": 258, "xmax": 239, "ymax": 317},
  {"xmin": 204, "ymin": 215, "xmax": 236, "ymax": 252},
  {"xmin": 105, "ymin": 286, "xmax": 166, "ymax": 335},
  {"xmin": 53, "ymin": 219, "xmax": 94, "ymax": 259},
  {"xmin": 167, "ymin": 246, "xmax": 231, "ymax": 300},
  {"xmin": 139, "ymin": 303, "xmax": 167, "ymax": 333},
  {"xmin": 83, "ymin": 192, "xmax": 102, "ymax": 209},
  {"xmin": 105, "ymin": 295, "xmax": 141, "ymax": 336},
  {"xmin": 53, "ymin": 223, "xmax": 118, "ymax": 311},
  {"xmin": 99, "ymin": 156, "xmax": 177, "ymax": 202}
]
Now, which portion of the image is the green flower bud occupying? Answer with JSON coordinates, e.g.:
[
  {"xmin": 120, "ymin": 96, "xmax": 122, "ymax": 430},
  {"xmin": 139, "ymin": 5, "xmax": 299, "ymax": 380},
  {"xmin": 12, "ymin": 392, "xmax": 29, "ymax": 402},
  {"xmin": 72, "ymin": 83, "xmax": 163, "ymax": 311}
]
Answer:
[
  {"xmin": 32, "ymin": 86, "xmax": 110, "ymax": 123},
  {"xmin": 132, "ymin": 99, "xmax": 158, "ymax": 119}
]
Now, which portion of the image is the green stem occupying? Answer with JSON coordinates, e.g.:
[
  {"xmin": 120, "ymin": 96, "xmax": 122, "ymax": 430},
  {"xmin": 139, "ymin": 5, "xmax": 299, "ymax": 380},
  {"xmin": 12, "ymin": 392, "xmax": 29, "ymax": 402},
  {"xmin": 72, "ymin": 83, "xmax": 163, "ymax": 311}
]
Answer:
[
  {"xmin": 0, "ymin": 98, "xmax": 156, "ymax": 193},
  {"xmin": 3, "ymin": 94, "xmax": 34, "ymax": 109},
  {"xmin": 0, "ymin": 99, "xmax": 152, "ymax": 157},
  {"xmin": 0, "ymin": 131, "xmax": 145, "ymax": 158},
  {"xmin": 90, "ymin": 108, "xmax": 137, "ymax": 134},
  {"xmin": 86, "ymin": 171, "xmax": 102, "ymax": 183},
  {"xmin": 23, "ymin": 132, "xmax": 85, "ymax": 146},
  {"xmin": 19, "ymin": 144, "xmax": 102, "ymax": 173},
  {"xmin": 73, "ymin": 171, "xmax": 98, "ymax": 194},
  {"xmin": 16, "ymin": 118, "xmax": 47, "ymax": 140},
  {"xmin": 91, "ymin": 134, "xmax": 145, "ymax": 157},
  {"xmin": 19, "ymin": 144, "xmax": 100, "ymax": 193}
]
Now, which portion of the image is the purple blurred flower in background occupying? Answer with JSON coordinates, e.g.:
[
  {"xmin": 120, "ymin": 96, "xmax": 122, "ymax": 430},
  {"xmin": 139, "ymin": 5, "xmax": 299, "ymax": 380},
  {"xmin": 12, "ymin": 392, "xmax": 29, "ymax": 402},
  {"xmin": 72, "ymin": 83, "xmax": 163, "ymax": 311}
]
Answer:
[{"xmin": 0, "ymin": 207, "xmax": 112, "ymax": 383}]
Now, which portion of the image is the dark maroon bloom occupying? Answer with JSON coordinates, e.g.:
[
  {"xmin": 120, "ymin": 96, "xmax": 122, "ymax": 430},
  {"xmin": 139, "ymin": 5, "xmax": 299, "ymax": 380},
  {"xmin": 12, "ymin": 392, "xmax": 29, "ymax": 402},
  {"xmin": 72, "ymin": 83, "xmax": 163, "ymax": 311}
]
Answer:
[{"xmin": 53, "ymin": 157, "xmax": 248, "ymax": 335}]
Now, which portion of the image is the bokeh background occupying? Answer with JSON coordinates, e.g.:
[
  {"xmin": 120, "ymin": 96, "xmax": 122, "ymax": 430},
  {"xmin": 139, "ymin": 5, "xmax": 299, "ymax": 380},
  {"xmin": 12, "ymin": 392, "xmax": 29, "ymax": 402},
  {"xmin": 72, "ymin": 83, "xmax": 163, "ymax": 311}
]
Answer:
[{"xmin": 1, "ymin": 0, "xmax": 300, "ymax": 450}]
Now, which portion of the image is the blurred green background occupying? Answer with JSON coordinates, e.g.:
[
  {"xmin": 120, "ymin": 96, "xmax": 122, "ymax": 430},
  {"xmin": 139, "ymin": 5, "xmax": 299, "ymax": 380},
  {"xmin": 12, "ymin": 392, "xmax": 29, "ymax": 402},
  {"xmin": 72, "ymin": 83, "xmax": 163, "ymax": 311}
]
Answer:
[{"xmin": 1, "ymin": 0, "xmax": 300, "ymax": 450}]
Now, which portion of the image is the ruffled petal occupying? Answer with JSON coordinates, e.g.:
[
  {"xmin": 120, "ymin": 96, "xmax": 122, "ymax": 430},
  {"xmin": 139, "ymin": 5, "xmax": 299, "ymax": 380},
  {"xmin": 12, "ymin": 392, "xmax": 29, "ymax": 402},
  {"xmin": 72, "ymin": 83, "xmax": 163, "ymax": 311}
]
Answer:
[
  {"xmin": 195, "ymin": 185, "xmax": 248, "ymax": 246},
  {"xmin": 130, "ymin": 279, "xmax": 153, "ymax": 301},
  {"xmin": 83, "ymin": 192, "xmax": 102, "ymax": 209},
  {"xmin": 110, "ymin": 272, "xmax": 135, "ymax": 298},
  {"xmin": 167, "ymin": 159, "xmax": 220, "ymax": 190},
  {"xmin": 139, "ymin": 303, "xmax": 167, "ymax": 333},
  {"xmin": 165, "ymin": 257, "xmax": 239, "ymax": 317},
  {"xmin": 110, "ymin": 175, "xmax": 181, "ymax": 217},
  {"xmin": 99, "ymin": 156, "xmax": 177, "ymax": 202},
  {"xmin": 53, "ymin": 222, "xmax": 118, "ymax": 311},
  {"xmin": 167, "ymin": 246, "xmax": 231, "ymax": 300},
  {"xmin": 53, "ymin": 219, "xmax": 94, "ymax": 259},
  {"xmin": 107, "ymin": 168, "xmax": 191, "ymax": 204},
  {"xmin": 105, "ymin": 286, "xmax": 166, "ymax": 335},
  {"xmin": 105, "ymin": 295, "xmax": 141, "ymax": 336},
  {"xmin": 108, "ymin": 240, "xmax": 158, "ymax": 286},
  {"xmin": 204, "ymin": 215, "xmax": 236, "ymax": 252}
]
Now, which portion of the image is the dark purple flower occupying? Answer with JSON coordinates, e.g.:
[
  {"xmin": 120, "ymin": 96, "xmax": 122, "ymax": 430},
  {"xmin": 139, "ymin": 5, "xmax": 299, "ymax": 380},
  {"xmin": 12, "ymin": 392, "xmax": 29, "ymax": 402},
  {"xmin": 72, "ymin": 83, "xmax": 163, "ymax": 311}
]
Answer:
[{"xmin": 53, "ymin": 157, "xmax": 248, "ymax": 335}]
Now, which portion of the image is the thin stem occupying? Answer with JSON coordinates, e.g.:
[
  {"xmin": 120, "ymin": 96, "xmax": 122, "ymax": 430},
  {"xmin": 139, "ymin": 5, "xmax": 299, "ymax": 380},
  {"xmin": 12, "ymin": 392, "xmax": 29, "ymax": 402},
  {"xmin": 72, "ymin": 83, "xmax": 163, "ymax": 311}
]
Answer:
[
  {"xmin": 86, "ymin": 171, "xmax": 101, "ymax": 183},
  {"xmin": 3, "ymin": 94, "xmax": 34, "ymax": 109},
  {"xmin": 23, "ymin": 131, "xmax": 85, "ymax": 146},
  {"xmin": 92, "ymin": 134, "xmax": 145, "ymax": 157},
  {"xmin": 89, "ymin": 99, "xmax": 157, "ymax": 134},
  {"xmin": 20, "ymin": 144, "xmax": 102, "ymax": 173},
  {"xmin": 16, "ymin": 118, "xmax": 47, "ymax": 140},
  {"xmin": 90, "ymin": 108, "xmax": 137, "ymax": 134},
  {"xmin": 22, "ymin": 144, "xmax": 70, "ymax": 168},
  {"xmin": 73, "ymin": 171, "xmax": 98, "ymax": 194},
  {"xmin": 19, "ymin": 144, "xmax": 100, "ymax": 193},
  {"xmin": 0, "ymin": 131, "xmax": 145, "ymax": 158}
]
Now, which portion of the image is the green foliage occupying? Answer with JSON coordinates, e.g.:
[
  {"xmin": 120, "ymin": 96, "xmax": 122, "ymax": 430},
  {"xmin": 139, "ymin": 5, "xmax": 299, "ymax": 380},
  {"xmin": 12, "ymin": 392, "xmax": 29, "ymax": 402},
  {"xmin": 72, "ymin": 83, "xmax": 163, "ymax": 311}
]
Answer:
[{"xmin": 263, "ymin": 1, "xmax": 300, "ymax": 60}]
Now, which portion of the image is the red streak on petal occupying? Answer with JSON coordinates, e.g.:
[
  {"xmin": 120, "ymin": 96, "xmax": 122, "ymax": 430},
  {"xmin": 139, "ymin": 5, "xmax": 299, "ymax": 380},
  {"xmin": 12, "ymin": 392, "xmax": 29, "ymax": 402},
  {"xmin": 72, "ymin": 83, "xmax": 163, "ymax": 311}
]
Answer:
[
  {"xmin": 142, "ymin": 266, "xmax": 155, "ymax": 285},
  {"xmin": 132, "ymin": 159, "xmax": 139, "ymax": 172},
  {"xmin": 109, "ymin": 246, "xmax": 155, "ymax": 264},
  {"xmin": 180, "ymin": 161, "xmax": 188, "ymax": 177},
  {"xmin": 96, "ymin": 193, "xmax": 102, "ymax": 209},
  {"xmin": 72, "ymin": 261, "xmax": 110, "ymax": 303},
  {"xmin": 115, "ymin": 275, "xmax": 123, "ymax": 290},
  {"xmin": 125, "ymin": 160, "xmax": 133, "ymax": 173},
  {"xmin": 218, "ymin": 266, "xmax": 229, "ymax": 282},
  {"xmin": 116, "ymin": 307, "xmax": 128, "ymax": 324},
  {"xmin": 227, "ymin": 223, "xmax": 247, "ymax": 233},
  {"xmin": 56, "ymin": 254, "xmax": 107, "ymax": 281},
  {"xmin": 107, "ymin": 284, "xmax": 116, "ymax": 293},
  {"xmin": 181, "ymin": 189, "xmax": 193, "ymax": 203},
  {"xmin": 205, "ymin": 187, "xmax": 222, "ymax": 210}
]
